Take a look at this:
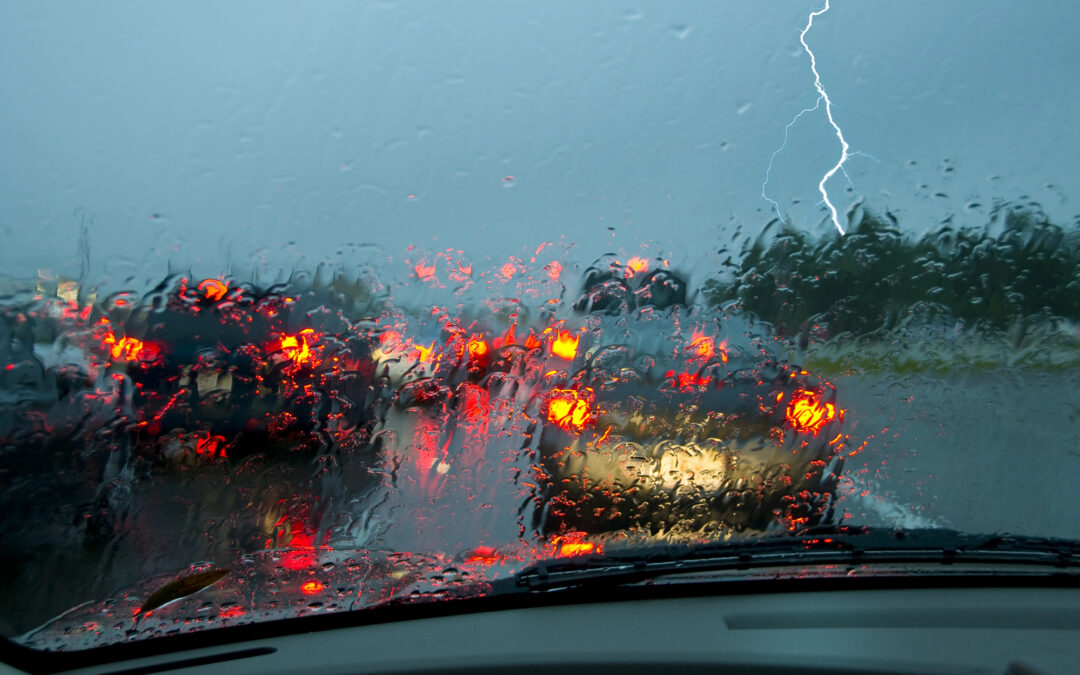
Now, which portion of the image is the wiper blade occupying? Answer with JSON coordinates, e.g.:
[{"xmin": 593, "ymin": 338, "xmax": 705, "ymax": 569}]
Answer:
[{"xmin": 506, "ymin": 526, "xmax": 1080, "ymax": 592}]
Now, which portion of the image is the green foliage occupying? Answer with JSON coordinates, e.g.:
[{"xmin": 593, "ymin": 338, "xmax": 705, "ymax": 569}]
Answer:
[{"xmin": 704, "ymin": 209, "xmax": 1080, "ymax": 338}]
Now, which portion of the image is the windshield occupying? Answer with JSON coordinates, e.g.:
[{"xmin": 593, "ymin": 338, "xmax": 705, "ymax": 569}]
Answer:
[{"xmin": 2, "ymin": 0, "xmax": 1079, "ymax": 658}]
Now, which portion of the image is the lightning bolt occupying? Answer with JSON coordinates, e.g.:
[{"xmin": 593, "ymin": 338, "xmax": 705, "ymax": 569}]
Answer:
[
  {"xmin": 762, "ymin": 96, "xmax": 822, "ymax": 222},
  {"xmin": 803, "ymin": 0, "xmax": 850, "ymax": 235},
  {"xmin": 763, "ymin": 0, "xmax": 851, "ymax": 236}
]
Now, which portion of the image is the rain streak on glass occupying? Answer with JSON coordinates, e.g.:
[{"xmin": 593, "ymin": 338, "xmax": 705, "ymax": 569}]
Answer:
[
  {"xmin": 3, "ymin": 244, "xmax": 853, "ymax": 648},
  {"xmin": 4, "ymin": 205, "xmax": 1080, "ymax": 649},
  {"xmin": 1, "ymin": 0, "xmax": 1079, "ymax": 654}
]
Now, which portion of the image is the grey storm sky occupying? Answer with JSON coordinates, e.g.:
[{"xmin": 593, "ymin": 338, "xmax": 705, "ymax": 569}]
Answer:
[{"xmin": 1, "ymin": 1, "xmax": 1078, "ymax": 282}]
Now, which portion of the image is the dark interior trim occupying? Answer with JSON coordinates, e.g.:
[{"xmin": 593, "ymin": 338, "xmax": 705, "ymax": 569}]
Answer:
[{"xmin": 3, "ymin": 572, "xmax": 1078, "ymax": 674}]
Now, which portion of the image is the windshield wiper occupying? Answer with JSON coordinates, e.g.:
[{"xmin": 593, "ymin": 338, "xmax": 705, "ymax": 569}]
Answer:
[{"xmin": 504, "ymin": 526, "xmax": 1080, "ymax": 593}]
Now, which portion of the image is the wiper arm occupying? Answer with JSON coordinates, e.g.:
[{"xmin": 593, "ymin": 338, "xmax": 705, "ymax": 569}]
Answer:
[{"xmin": 506, "ymin": 526, "xmax": 1080, "ymax": 593}]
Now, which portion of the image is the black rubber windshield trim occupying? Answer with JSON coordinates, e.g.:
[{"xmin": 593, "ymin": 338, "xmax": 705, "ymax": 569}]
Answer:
[{"xmin": 2, "ymin": 572, "xmax": 1079, "ymax": 674}]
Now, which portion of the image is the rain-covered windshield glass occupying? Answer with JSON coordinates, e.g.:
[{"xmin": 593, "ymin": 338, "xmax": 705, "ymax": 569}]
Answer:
[{"xmin": 2, "ymin": 0, "xmax": 1079, "ymax": 654}]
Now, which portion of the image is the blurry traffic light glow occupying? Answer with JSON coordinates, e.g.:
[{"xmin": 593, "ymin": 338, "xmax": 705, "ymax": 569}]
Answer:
[
  {"xmin": 545, "ymin": 389, "xmax": 593, "ymax": 433},
  {"xmin": 625, "ymin": 257, "xmax": 649, "ymax": 277},
  {"xmin": 552, "ymin": 532, "xmax": 600, "ymax": 557},
  {"xmin": 300, "ymin": 581, "xmax": 324, "ymax": 595},
  {"xmin": 550, "ymin": 330, "xmax": 579, "ymax": 360},
  {"xmin": 784, "ymin": 389, "xmax": 838, "ymax": 435},
  {"xmin": 277, "ymin": 329, "xmax": 320, "ymax": 367},
  {"xmin": 101, "ymin": 329, "xmax": 162, "ymax": 364},
  {"xmin": 196, "ymin": 279, "xmax": 228, "ymax": 302}
]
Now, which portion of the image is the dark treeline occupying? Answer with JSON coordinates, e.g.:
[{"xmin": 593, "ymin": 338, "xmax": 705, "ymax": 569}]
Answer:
[{"xmin": 705, "ymin": 209, "xmax": 1080, "ymax": 340}]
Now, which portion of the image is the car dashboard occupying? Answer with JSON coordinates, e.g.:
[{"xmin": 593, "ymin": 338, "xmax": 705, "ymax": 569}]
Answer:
[{"xmin": 3, "ymin": 579, "xmax": 1078, "ymax": 675}]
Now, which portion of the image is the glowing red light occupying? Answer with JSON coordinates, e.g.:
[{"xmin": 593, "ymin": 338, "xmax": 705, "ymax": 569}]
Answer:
[
  {"xmin": 466, "ymin": 546, "xmax": 502, "ymax": 566},
  {"xmin": 784, "ymin": 389, "xmax": 838, "ymax": 435},
  {"xmin": 60, "ymin": 302, "xmax": 93, "ymax": 322},
  {"xmin": 686, "ymin": 333, "xmax": 727, "ymax": 363},
  {"xmin": 546, "ymin": 261, "xmax": 563, "ymax": 282},
  {"xmin": 524, "ymin": 331, "xmax": 542, "ymax": 350},
  {"xmin": 276, "ymin": 521, "xmax": 318, "ymax": 571},
  {"xmin": 195, "ymin": 434, "xmax": 227, "ymax": 458},
  {"xmin": 300, "ymin": 581, "xmax": 324, "ymax": 595},
  {"xmin": 380, "ymin": 331, "xmax": 403, "ymax": 350},
  {"xmin": 500, "ymin": 263, "xmax": 516, "ymax": 280},
  {"xmin": 550, "ymin": 330, "xmax": 579, "ymax": 360},
  {"xmin": 281, "ymin": 550, "xmax": 315, "ymax": 571},
  {"xmin": 457, "ymin": 383, "xmax": 491, "ymax": 465},
  {"xmin": 413, "ymin": 341, "xmax": 435, "ymax": 363},
  {"xmin": 625, "ymin": 256, "xmax": 648, "ymax": 277},
  {"xmin": 197, "ymin": 279, "xmax": 228, "ymax": 302},
  {"xmin": 103, "ymin": 332, "xmax": 162, "ymax": 363},
  {"xmin": 288, "ymin": 528, "xmax": 313, "ymax": 548},
  {"xmin": 220, "ymin": 606, "xmax": 245, "ymax": 619},
  {"xmin": 560, "ymin": 542, "xmax": 595, "ymax": 556},
  {"xmin": 459, "ymin": 383, "xmax": 490, "ymax": 421},
  {"xmin": 552, "ymin": 531, "xmax": 600, "ymax": 557},
  {"xmin": 414, "ymin": 260, "xmax": 436, "ymax": 280},
  {"xmin": 410, "ymin": 415, "xmax": 443, "ymax": 494},
  {"xmin": 596, "ymin": 425, "xmax": 613, "ymax": 445},
  {"xmin": 665, "ymin": 369, "xmax": 710, "ymax": 390},
  {"xmin": 545, "ymin": 389, "xmax": 593, "ymax": 433},
  {"xmin": 278, "ymin": 329, "xmax": 319, "ymax": 366},
  {"xmin": 466, "ymin": 337, "xmax": 488, "ymax": 360},
  {"xmin": 493, "ymin": 323, "xmax": 517, "ymax": 349},
  {"xmin": 689, "ymin": 334, "xmax": 714, "ymax": 360}
]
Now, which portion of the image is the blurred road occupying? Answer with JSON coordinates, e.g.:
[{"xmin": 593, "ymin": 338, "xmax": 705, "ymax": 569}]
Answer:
[{"xmin": 835, "ymin": 367, "xmax": 1080, "ymax": 540}]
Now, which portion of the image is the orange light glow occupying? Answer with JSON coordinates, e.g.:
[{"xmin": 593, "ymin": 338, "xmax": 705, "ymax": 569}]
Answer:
[
  {"xmin": 689, "ymin": 335, "xmax": 714, "ymax": 360},
  {"xmin": 493, "ymin": 323, "xmax": 517, "ymax": 349},
  {"xmin": 686, "ymin": 333, "xmax": 728, "ymax": 363},
  {"xmin": 595, "ymin": 425, "xmax": 613, "ymax": 445},
  {"xmin": 545, "ymin": 389, "xmax": 592, "ymax": 433},
  {"xmin": 523, "ymin": 331, "xmax": 542, "ymax": 350},
  {"xmin": 625, "ymin": 256, "xmax": 649, "ymax": 277},
  {"xmin": 300, "ymin": 581, "xmax": 324, "ymax": 595},
  {"xmin": 466, "ymin": 337, "xmax": 488, "ymax": 360},
  {"xmin": 500, "ymin": 263, "xmax": 516, "ymax": 279},
  {"xmin": 552, "ymin": 531, "xmax": 600, "ymax": 557},
  {"xmin": 197, "ymin": 278, "xmax": 228, "ymax": 301},
  {"xmin": 220, "ymin": 607, "xmax": 245, "ymax": 619},
  {"xmin": 380, "ymin": 331, "xmax": 402, "ymax": 348},
  {"xmin": 550, "ymin": 330, "xmax": 579, "ymax": 360},
  {"xmin": 666, "ymin": 370, "xmax": 710, "ymax": 390},
  {"xmin": 413, "ymin": 341, "xmax": 435, "ymax": 363},
  {"xmin": 414, "ymin": 260, "xmax": 436, "ymax": 280},
  {"xmin": 784, "ymin": 389, "xmax": 838, "ymax": 435},
  {"xmin": 465, "ymin": 546, "xmax": 502, "ymax": 566},
  {"xmin": 103, "ymin": 332, "xmax": 162, "ymax": 363},
  {"xmin": 560, "ymin": 542, "xmax": 595, "ymax": 556},
  {"xmin": 59, "ymin": 301, "xmax": 93, "ymax": 322},
  {"xmin": 546, "ymin": 261, "xmax": 563, "ymax": 282},
  {"xmin": 460, "ymin": 383, "xmax": 490, "ymax": 421},
  {"xmin": 278, "ymin": 329, "xmax": 318, "ymax": 366}
]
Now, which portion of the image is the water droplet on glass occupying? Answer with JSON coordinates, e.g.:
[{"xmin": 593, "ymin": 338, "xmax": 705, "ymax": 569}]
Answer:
[{"xmin": 670, "ymin": 25, "xmax": 693, "ymax": 39}]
